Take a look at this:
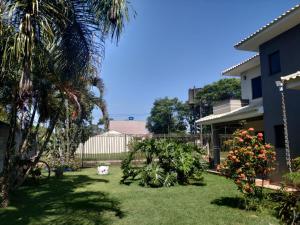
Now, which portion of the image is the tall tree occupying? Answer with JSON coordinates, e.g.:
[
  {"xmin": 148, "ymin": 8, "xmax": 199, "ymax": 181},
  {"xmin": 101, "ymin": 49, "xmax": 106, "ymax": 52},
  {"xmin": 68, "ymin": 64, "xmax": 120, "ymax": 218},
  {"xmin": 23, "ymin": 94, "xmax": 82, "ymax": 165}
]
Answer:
[
  {"xmin": 147, "ymin": 98, "xmax": 188, "ymax": 134},
  {"xmin": 195, "ymin": 78, "xmax": 241, "ymax": 117},
  {"xmin": 0, "ymin": 0, "xmax": 132, "ymax": 207}
]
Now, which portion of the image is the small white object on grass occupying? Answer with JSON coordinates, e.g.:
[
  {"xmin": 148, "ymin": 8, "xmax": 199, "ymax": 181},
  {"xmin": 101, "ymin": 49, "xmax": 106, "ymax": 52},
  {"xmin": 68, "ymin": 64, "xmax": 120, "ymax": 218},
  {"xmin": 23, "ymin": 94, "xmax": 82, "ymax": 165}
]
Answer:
[{"xmin": 97, "ymin": 166, "xmax": 109, "ymax": 175}]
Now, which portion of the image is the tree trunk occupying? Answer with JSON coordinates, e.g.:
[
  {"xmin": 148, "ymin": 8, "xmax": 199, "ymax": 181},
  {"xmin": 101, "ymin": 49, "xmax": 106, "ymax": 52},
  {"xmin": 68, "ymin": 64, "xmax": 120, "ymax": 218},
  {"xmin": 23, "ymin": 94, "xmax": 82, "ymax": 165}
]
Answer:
[
  {"xmin": 1, "ymin": 92, "xmax": 18, "ymax": 208},
  {"xmin": 13, "ymin": 111, "xmax": 61, "ymax": 189},
  {"xmin": 1, "ymin": 180, "xmax": 9, "ymax": 208}
]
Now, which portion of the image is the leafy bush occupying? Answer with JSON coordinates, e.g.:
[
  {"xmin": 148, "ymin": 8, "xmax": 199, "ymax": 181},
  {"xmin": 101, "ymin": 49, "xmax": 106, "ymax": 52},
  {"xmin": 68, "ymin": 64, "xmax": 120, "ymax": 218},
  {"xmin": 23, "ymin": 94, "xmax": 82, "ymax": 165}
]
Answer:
[
  {"xmin": 45, "ymin": 154, "xmax": 81, "ymax": 172},
  {"xmin": 273, "ymin": 157, "xmax": 300, "ymax": 225},
  {"xmin": 218, "ymin": 128, "xmax": 276, "ymax": 200},
  {"xmin": 272, "ymin": 190, "xmax": 299, "ymax": 225},
  {"xmin": 121, "ymin": 138, "xmax": 207, "ymax": 187}
]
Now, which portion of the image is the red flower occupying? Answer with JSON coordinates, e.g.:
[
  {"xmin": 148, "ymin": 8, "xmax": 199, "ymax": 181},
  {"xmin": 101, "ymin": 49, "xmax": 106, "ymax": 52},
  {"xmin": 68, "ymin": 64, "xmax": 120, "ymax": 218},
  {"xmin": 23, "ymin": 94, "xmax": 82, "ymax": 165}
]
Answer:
[
  {"xmin": 265, "ymin": 144, "xmax": 271, "ymax": 149},
  {"xmin": 241, "ymin": 131, "xmax": 247, "ymax": 135},
  {"xmin": 248, "ymin": 128, "xmax": 254, "ymax": 132},
  {"xmin": 239, "ymin": 138, "xmax": 244, "ymax": 143},
  {"xmin": 257, "ymin": 133, "xmax": 263, "ymax": 138},
  {"xmin": 246, "ymin": 135, "xmax": 253, "ymax": 139},
  {"xmin": 71, "ymin": 111, "xmax": 78, "ymax": 119}
]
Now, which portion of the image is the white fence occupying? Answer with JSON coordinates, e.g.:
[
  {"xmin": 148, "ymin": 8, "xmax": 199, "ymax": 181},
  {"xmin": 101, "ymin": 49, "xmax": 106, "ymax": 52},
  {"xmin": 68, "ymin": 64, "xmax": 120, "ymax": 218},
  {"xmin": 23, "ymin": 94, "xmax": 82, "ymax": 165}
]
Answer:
[{"xmin": 76, "ymin": 134, "xmax": 136, "ymax": 161}]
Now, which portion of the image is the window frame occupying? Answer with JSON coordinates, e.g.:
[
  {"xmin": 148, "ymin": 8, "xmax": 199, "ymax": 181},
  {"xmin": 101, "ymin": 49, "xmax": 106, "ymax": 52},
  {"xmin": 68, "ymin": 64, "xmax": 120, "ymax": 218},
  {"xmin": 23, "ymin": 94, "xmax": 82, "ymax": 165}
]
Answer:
[
  {"xmin": 268, "ymin": 50, "xmax": 281, "ymax": 75},
  {"xmin": 274, "ymin": 124, "xmax": 285, "ymax": 148},
  {"xmin": 251, "ymin": 76, "xmax": 262, "ymax": 99}
]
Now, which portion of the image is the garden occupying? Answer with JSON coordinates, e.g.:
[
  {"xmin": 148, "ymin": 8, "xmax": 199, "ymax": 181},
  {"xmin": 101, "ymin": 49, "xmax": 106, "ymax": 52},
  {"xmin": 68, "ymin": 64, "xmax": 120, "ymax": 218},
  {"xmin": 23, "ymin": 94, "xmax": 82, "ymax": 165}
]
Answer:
[
  {"xmin": 0, "ymin": 167, "xmax": 281, "ymax": 225},
  {"xmin": 0, "ymin": 128, "xmax": 299, "ymax": 225},
  {"xmin": 1, "ymin": 1, "xmax": 299, "ymax": 225}
]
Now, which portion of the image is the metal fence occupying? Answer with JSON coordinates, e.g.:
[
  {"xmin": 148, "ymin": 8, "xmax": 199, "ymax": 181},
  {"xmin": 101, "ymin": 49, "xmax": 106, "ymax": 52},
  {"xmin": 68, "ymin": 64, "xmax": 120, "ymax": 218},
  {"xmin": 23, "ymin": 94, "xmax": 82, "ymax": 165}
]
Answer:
[
  {"xmin": 76, "ymin": 134, "xmax": 139, "ymax": 163},
  {"xmin": 76, "ymin": 133, "xmax": 213, "ymax": 166}
]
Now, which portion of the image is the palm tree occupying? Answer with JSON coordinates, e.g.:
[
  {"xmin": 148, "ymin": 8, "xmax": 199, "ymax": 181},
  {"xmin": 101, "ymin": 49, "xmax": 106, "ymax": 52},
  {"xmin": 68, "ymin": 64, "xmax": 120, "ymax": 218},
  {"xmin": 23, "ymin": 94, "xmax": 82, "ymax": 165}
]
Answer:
[{"xmin": 0, "ymin": 0, "xmax": 133, "ymax": 207}]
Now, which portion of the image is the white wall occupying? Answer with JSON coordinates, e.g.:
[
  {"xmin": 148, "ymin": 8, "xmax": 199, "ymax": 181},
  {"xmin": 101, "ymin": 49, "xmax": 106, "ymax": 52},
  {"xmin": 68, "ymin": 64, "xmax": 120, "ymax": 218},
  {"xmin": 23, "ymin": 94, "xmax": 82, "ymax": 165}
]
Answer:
[{"xmin": 240, "ymin": 66, "xmax": 262, "ymax": 103}]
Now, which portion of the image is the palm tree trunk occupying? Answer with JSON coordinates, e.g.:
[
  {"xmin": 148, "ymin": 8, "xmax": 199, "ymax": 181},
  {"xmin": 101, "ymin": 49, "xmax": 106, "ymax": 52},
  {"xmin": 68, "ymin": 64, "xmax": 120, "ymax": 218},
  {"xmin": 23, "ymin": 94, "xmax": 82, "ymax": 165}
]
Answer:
[{"xmin": 1, "ymin": 93, "xmax": 18, "ymax": 208}]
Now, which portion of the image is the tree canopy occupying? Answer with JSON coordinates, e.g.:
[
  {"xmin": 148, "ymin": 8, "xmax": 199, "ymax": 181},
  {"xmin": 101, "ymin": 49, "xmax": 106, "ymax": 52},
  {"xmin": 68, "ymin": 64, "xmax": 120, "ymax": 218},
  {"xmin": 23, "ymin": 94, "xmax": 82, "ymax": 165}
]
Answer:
[
  {"xmin": 195, "ymin": 78, "xmax": 241, "ymax": 117},
  {"xmin": 0, "ymin": 0, "xmax": 132, "ymax": 207},
  {"xmin": 147, "ymin": 98, "xmax": 188, "ymax": 134}
]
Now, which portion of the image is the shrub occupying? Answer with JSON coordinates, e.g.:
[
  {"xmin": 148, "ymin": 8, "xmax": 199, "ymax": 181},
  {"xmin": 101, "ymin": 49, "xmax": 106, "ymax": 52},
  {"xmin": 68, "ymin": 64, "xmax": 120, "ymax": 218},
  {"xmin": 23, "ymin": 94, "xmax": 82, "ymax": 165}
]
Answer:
[
  {"xmin": 273, "ymin": 157, "xmax": 300, "ymax": 225},
  {"xmin": 121, "ymin": 138, "xmax": 207, "ymax": 187},
  {"xmin": 218, "ymin": 128, "xmax": 276, "ymax": 200},
  {"xmin": 45, "ymin": 154, "xmax": 81, "ymax": 172},
  {"xmin": 272, "ymin": 190, "xmax": 299, "ymax": 225}
]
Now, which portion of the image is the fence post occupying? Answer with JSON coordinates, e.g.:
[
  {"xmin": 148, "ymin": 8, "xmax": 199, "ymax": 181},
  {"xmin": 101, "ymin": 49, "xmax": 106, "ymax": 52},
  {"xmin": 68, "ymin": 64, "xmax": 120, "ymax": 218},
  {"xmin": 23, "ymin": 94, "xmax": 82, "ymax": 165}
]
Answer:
[
  {"xmin": 81, "ymin": 143, "xmax": 85, "ymax": 168},
  {"xmin": 124, "ymin": 134, "xmax": 127, "ymax": 152}
]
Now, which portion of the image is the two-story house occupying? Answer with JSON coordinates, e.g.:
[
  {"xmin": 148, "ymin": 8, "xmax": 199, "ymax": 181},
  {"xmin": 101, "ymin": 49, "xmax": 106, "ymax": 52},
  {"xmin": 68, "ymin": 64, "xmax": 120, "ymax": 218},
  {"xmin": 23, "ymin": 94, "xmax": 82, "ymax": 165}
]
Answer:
[
  {"xmin": 235, "ymin": 4, "xmax": 300, "ymax": 174},
  {"xmin": 198, "ymin": 4, "xmax": 300, "ymax": 175}
]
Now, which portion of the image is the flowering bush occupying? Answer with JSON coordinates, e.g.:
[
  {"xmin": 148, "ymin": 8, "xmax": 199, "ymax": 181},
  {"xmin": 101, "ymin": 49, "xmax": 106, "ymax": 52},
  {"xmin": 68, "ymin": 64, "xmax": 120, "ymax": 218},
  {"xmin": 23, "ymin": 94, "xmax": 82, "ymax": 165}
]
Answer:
[{"xmin": 218, "ymin": 128, "xmax": 276, "ymax": 197}]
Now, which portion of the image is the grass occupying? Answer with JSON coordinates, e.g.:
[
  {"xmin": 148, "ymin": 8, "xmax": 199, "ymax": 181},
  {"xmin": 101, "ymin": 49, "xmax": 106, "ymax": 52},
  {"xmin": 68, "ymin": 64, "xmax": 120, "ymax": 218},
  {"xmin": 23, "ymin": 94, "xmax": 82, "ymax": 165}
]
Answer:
[
  {"xmin": 0, "ymin": 167, "xmax": 280, "ymax": 225},
  {"xmin": 78, "ymin": 152, "xmax": 145, "ymax": 161}
]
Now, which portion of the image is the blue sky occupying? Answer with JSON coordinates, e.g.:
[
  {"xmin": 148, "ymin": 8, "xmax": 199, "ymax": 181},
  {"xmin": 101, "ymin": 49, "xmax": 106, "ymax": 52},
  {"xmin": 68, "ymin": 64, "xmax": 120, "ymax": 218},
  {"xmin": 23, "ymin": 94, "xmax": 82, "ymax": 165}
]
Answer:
[{"xmin": 94, "ymin": 0, "xmax": 300, "ymax": 122}]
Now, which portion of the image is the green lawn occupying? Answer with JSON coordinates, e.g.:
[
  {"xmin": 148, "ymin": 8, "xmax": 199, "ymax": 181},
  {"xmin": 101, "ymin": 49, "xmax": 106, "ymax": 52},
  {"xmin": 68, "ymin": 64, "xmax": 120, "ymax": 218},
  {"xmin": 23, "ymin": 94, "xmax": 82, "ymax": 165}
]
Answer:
[{"xmin": 0, "ymin": 167, "xmax": 280, "ymax": 225}]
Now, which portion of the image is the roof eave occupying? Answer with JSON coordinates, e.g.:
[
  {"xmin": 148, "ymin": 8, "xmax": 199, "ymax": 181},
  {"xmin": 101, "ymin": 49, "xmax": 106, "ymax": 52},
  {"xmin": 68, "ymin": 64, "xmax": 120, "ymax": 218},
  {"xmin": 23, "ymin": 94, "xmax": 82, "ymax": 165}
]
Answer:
[
  {"xmin": 222, "ymin": 55, "xmax": 260, "ymax": 76},
  {"xmin": 235, "ymin": 4, "xmax": 300, "ymax": 52}
]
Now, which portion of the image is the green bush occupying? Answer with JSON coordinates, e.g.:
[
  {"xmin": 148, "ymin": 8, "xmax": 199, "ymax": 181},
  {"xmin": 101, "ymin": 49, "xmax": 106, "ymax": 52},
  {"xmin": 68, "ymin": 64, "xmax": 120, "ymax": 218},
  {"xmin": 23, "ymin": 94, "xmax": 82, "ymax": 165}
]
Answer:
[
  {"xmin": 272, "ymin": 190, "xmax": 299, "ymax": 225},
  {"xmin": 45, "ymin": 154, "xmax": 81, "ymax": 172},
  {"xmin": 121, "ymin": 138, "xmax": 207, "ymax": 187},
  {"xmin": 273, "ymin": 157, "xmax": 300, "ymax": 225}
]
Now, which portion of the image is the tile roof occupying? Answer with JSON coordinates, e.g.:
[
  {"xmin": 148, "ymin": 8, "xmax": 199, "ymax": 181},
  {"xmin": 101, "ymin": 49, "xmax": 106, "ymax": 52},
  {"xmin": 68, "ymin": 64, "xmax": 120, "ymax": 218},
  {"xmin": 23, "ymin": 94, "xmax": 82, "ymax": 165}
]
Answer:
[
  {"xmin": 235, "ymin": 4, "xmax": 300, "ymax": 49},
  {"xmin": 222, "ymin": 54, "xmax": 259, "ymax": 75},
  {"xmin": 109, "ymin": 120, "xmax": 149, "ymax": 135}
]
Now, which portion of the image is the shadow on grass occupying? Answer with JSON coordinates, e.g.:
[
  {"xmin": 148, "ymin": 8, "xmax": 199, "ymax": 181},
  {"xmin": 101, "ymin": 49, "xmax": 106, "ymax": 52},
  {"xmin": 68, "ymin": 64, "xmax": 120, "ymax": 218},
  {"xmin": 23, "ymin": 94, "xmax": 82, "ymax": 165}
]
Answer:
[
  {"xmin": 211, "ymin": 196, "xmax": 246, "ymax": 210},
  {"xmin": 0, "ymin": 175, "xmax": 124, "ymax": 225},
  {"xmin": 188, "ymin": 182, "xmax": 207, "ymax": 187}
]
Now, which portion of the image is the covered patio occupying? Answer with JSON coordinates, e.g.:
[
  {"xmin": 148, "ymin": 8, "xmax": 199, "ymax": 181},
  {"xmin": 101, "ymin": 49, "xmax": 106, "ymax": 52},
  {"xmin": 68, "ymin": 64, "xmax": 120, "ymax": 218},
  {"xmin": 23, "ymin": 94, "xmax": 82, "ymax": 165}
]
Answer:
[{"xmin": 196, "ymin": 100, "xmax": 264, "ymax": 167}]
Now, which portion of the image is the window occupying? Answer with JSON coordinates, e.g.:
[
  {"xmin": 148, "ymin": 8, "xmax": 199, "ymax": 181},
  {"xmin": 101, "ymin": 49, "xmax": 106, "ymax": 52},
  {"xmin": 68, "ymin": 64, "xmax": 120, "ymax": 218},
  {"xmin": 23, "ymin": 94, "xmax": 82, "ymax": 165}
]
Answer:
[
  {"xmin": 274, "ymin": 125, "xmax": 285, "ymax": 148},
  {"xmin": 251, "ymin": 76, "xmax": 262, "ymax": 99},
  {"xmin": 269, "ymin": 51, "xmax": 281, "ymax": 75}
]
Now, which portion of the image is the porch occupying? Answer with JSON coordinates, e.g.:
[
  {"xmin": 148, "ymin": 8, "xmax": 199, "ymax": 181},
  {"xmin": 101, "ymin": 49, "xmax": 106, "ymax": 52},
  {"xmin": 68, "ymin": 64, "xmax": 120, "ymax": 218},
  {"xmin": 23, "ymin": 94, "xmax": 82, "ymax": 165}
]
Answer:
[{"xmin": 196, "ymin": 100, "xmax": 264, "ymax": 167}]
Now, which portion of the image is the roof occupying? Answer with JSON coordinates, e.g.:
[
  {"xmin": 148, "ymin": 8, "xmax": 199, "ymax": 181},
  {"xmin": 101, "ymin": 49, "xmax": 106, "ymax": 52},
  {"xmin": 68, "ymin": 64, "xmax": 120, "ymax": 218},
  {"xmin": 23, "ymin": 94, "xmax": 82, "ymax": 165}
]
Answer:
[
  {"xmin": 235, "ymin": 4, "xmax": 300, "ymax": 51},
  {"xmin": 100, "ymin": 130, "xmax": 122, "ymax": 136},
  {"xmin": 281, "ymin": 71, "xmax": 300, "ymax": 82},
  {"xmin": 196, "ymin": 100, "xmax": 263, "ymax": 125},
  {"xmin": 109, "ymin": 120, "xmax": 149, "ymax": 135},
  {"xmin": 222, "ymin": 54, "xmax": 260, "ymax": 76},
  {"xmin": 281, "ymin": 71, "xmax": 300, "ymax": 90}
]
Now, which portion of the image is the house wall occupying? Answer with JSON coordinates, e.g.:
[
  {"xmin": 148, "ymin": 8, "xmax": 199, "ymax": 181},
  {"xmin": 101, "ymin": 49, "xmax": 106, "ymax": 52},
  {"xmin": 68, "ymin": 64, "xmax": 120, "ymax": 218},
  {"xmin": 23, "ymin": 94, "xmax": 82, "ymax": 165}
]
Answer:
[
  {"xmin": 240, "ymin": 66, "xmax": 262, "ymax": 103},
  {"xmin": 259, "ymin": 23, "xmax": 300, "ymax": 172},
  {"xmin": 213, "ymin": 99, "xmax": 242, "ymax": 115},
  {"xmin": 244, "ymin": 119, "xmax": 264, "ymax": 132},
  {"xmin": 0, "ymin": 123, "xmax": 9, "ymax": 173}
]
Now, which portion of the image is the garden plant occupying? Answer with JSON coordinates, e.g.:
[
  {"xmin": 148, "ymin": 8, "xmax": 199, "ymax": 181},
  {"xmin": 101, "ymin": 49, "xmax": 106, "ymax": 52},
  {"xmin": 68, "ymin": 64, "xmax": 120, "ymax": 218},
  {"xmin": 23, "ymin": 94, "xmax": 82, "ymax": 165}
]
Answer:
[
  {"xmin": 121, "ymin": 138, "xmax": 207, "ymax": 187},
  {"xmin": 272, "ymin": 157, "xmax": 300, "ymax": 225},
  {"xmin": 218, "ymin": 128, "xmax": 276, "ymax": 208}
]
